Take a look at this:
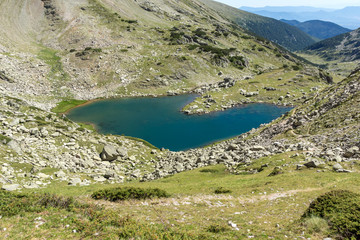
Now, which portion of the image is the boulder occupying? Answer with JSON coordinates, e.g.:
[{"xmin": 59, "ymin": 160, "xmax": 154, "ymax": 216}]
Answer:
[
  {"xmin": 250, "ymin": 145, "xmax": 265, "ymax": 151},
  {"xmin": 68, "ymin": 178, "xmax": 82, "ymax": 186},
  {"xmin": 227, "ymin": 144, "xmax": 238, "ymax": 151},
  {"xmin": 55, "ymin": 170, "xmax": 66, "ymax": 178},
  {"xmin": 332, "ymin": 163, "xmax": 343, "ymax": 171},
  {"xmin": 343, "ymin": 146, "xmax": 359, "ymax": 158},
  {"xmin": 37, "ymin": 173, "xmax": 50, "ymax": 179},
  {"xmin": 304, "ymin": 159, "xmax": 325, "ymax": 168},
  {"xmin": 7, "ymin": 140, "xmax": 22, "ymax": 154},
  {"xmin": 100, "ymin": 145, "xmax": 118, "ymax": 161},
  {"xmin": 2, "ymin": 184, "xmax": 20, "ymax": 191}
]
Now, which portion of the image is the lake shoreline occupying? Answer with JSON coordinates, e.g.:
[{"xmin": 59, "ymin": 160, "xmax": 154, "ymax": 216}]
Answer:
[{"xmin": 66, "ymin": 94, "xmax": 292, "ymax": 151}]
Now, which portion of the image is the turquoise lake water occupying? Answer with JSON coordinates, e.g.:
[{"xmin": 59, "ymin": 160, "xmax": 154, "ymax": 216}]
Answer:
[{"xmin": 67, "ymin": 94, "xmax": 292, "ymax": 151}]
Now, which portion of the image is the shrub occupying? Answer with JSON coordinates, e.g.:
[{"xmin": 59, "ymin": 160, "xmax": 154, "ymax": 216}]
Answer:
[
  {"xmin": 199, "ymin": 168, "xmax": 219, "ymax": 173},
  {"xmin": 36, "ymin": 193, "xmax": 75, "ymax": 211},
  {"xmin": 0, "ymin": 134, "xmax": 11, "ymax": 144},
  {"xmin": 268, "ymin": 166, "xmax": 283, "ymax": 177},
  {"xmin": 207, "ymin": 224, "xmax": 228, "ymax": 233},
  {"xmin": 91, "ymin": 187, "xmax": 170, "ymax": 201},
  {"xmin": 0, "ymin": 191, "xmax": 76, "ymax": 217},
  {"xmin": 214, "ymin": 187, "xmax": 232, "ymax": 194},
  {"xmin": 292, "ymin": 65, "xmax": 300, "ymax": 71},
  {"xmin": 302, "ymin": 190, "xmax": 360, "ymax": 239},
  {"xmin": 193, "ymin": 28, "xmax": 207, "ymax": 38}
]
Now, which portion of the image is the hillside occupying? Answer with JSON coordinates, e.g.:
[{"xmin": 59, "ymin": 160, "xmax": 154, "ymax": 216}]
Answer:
[
  {"xmin": 0, "ymin": 63, "xmax": 358, "ymax": 240},
  {"xmin": 198, "ymin": 0, "xmax": 316, "ymax": 51},
  {"xmin": 0, "ymin": 1, "xmax": 359, "ymax": 239},
  {"xmin": 240, "ymin": 6, "xmax": 360, "ymax": 30},
  {"xmin": 0, "ymin": 0, "xmax": 330, "ymax": 112},
  {"xmin": 303, "ymin": 28, "xmax": 360, "ymax": 62},
  {"xmin": 280, "ymin": 19, "xmax": 351, "ymax": 40}
]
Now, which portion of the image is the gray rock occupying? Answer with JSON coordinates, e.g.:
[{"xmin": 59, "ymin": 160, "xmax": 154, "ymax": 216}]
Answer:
[
  {"xmin": 2, "ymin": 184, "xmax": 20, "ymax": 191},
  {"xmin": 37, "ymin": 173, "xmax": 50, "ymax": 179},
  {"xmin": 54, "ymin": 170, "xmax": 66, "ymax": 178},
  {"xmin": 250, "ymin": 145, "xmax": 265, "ymax": 151},
  {"xmin": 68, "ymin": 178, "xmax": 82, "ymax": 186},
  {"xmin": 344, "ymin": 146, "xmax": 359, "ymax": 158},
  {"xmin": 117, "ymin": 147, "xmax": 128, "ymax": 157},
  {"xmin": 304, "ymin": 159, "xmax": 324, "ymax": 168},
  {"xmin": 334, "ymin": 155, "xmax": 342, "ymax": 162},
  {"xmin": 23, "ymin": 183, "xmax": 40, "ymax": 189},
  {"xmin": 227, "ymin": 144, "xmax": 238, "ymax": 151},
  {"xmin": 332, "ymin": 163, "xmax": 343, "ymax": 171},
  {"xmin": 93, "ymin": 176, "xmax": 107, "ymax": 182},
  {"xmin": 100, "ymin": 145, "xmax": 118, "ymax": 161},
  {"xmin": 7, "ymin": 140, "xmax": 22, "ymax": 154}
]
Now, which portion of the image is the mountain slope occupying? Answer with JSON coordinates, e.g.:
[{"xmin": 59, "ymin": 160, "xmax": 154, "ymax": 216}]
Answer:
[
  {"xmin": 0, "ymin": 0, "xmax": 329, "ymax": 111},
  {"xmin": 303, "ymin": 28, "xmax": 360, "ymax": 62},
  {"xmin": 197, "ymin": 0, "xmax": 316, "ymax": 51},
  {"xmin": 281, "ymin": 19, "xmax": 351, "ymax": 40}
]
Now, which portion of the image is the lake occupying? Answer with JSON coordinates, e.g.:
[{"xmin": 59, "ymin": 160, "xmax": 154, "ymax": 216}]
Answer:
[{"xmin": 67, "ymin": 94, "xmax": 291, "ymax": 151}]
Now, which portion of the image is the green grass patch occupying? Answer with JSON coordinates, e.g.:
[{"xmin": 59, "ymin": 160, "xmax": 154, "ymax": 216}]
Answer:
[
  {"xmin": 51, "ymin": 99, "xmax": 87, "ymax": 113},
  {"xmin": 91, "ymin": 187, "xmax": 170, "ymax": 201},
  {"xmin": 38, "ymin": 48, "xmax": 69, "ymax": 82},
  {"xmin": 124, "ymin": 136, "xmax": 158, "ymax": 149},
  {"xmin": 0, "ymin": 134, "xmax": 11, "ymax": 144}
]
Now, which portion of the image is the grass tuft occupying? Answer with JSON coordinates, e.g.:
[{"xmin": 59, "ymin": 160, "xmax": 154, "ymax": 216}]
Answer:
[{"xmin": 91, "ymin": 187, "xmax": 170, "ymax": 201}]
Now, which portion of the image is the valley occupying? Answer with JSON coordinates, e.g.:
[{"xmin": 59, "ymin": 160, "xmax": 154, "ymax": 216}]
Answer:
[{"xmin": 0, "ymin": 0, "xmax": 359, "ymax": 239}]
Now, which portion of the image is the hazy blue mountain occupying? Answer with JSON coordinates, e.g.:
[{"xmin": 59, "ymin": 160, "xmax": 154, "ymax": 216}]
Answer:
[
  {"xmin": 240, "ymin": 6, "xmax": 360, "ymax": 29},
  {"xmin": 241, "ymin": 6, "xmax": 334, "ymax": 13},
  {"xmin": 280, "ymin": 19, "xmax": 351, "ymax": 40}
]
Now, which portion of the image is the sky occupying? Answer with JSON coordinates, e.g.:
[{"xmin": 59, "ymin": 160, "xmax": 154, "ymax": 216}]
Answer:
[{"xmin": 215, "ymin": 0, "xmax": 360, "ymax": 8}]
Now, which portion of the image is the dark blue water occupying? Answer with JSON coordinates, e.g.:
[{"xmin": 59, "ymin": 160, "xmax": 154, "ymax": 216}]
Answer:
[{"xmin": 67, "ymin": 95, "xmax": 291, "ymax": 151}]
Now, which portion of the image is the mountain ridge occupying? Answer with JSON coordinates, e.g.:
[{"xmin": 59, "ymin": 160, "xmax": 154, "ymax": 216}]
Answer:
[
  {"xmin": 240, "ymin": 6, "xmax": 360, "ymax": 29},
  {"xmin": 280, "ymin": 19, "xmax": 351, "ymax": 40}
]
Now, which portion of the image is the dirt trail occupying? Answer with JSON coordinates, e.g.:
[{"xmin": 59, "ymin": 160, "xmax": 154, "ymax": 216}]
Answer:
[{"xmin": 91, "ymin": 188, "xmax": 321, "ymax": 209}]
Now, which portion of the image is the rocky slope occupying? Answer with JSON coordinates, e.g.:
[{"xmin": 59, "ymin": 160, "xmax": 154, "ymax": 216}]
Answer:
[
  {"xmin": 0, "ymin": 0, "xmax": 329, "ymax": 111},
  {"xmin": 0, "ymin": 0, "xmax": 355, "ymax": 190},
  {"xmin": 143, "ymin": 67, "xmax": 360, "ymax": 180},
  {"xmin": 1, "ymin": 67, "xmax": 357, "ymax": 189}
]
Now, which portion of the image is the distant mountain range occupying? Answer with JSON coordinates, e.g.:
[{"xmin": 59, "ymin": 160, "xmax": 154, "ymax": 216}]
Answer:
[
  {"xmin": 303, "ymin": 28, "xmax": 360, "ymax": 62},
  {"xmin": 280, "ymin": 19, "xmax": 351, "ymax": 40},
  {"xmin": 240, "ymin": 6, "xmax": 360, "ymax": 30},
  {"xmin": 199, "ymin": 0, "xmax": 316, "ymax": 51}
]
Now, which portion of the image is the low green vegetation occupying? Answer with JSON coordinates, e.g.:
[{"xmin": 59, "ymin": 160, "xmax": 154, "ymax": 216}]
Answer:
[
  {"xmin": 51, "ymin": 99, "xmax": 87, "ymax": 113},
  {"xmin": 0, "ymin": 191, "xmax": 194, "ymax": 239},
  {"xmin": 214, "ymin": 187, "xmax": 232, "ymax": 194},
  {"xmin": 74, "ymin": 47, "xmax": 102, "ymax": 60},
  {"xmin": 38, "ymin": 48, "xmax": 69, "ymax": 82},
  {"xmin": 302, "ymin": 190, "xmax": 360, "ymax": 239},
  {"xmin": 0, "ymin": 134, "xmax": 11, "ymax": 144},
  {"xmin": 91, "ymin": 187, "xmax": 170, "ymax": 201},
  {"xmin": 2, "ymin": 158, "xmax": 360, "ymax": 239},
  {"xmin": 124, "ymin": 136, "xmax": 159, "ymax": 149}
]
